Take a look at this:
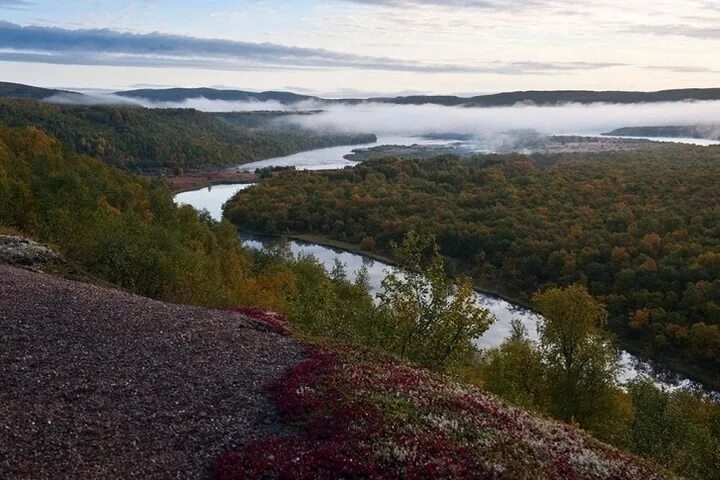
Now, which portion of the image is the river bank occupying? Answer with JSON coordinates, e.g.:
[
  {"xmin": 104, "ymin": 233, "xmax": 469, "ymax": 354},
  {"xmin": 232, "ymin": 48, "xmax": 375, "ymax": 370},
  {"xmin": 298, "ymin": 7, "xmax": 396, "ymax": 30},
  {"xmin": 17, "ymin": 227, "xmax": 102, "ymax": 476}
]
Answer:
[{"xmin": 269, "ymin": 231, "xmax": 533, "ymax": 309}]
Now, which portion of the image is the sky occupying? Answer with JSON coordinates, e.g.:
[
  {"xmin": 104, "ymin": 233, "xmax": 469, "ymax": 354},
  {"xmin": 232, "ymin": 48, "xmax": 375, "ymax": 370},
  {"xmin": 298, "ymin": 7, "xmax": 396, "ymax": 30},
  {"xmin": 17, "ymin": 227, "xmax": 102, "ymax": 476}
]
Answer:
[{"xmin": 1, "ymin": 0, "xmax": 719, "ymax": 96}]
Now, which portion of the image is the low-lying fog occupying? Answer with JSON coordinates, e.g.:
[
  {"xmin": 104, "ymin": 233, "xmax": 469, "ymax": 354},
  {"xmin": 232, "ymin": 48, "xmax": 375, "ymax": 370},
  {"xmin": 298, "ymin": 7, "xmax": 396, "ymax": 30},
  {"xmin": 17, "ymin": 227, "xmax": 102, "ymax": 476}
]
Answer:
[
  {"xmin": 45, "ymin": 92, "xmax": 323, "ymax": 112},
  {"xmin": 280, "ymin": 101, "xmax": 720, "ymax": 139},
  {"xmin": 46, "ymin": 92, "xmax": 720, "ymax": 141}
]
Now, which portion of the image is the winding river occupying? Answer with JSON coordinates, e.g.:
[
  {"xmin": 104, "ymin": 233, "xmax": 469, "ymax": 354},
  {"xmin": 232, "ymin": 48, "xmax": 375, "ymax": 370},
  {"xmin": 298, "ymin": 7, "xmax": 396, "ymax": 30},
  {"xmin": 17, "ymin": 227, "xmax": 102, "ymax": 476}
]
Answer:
[{"xmin": 175, "ymin": 137, "xmax": 718, "ymax": 398}]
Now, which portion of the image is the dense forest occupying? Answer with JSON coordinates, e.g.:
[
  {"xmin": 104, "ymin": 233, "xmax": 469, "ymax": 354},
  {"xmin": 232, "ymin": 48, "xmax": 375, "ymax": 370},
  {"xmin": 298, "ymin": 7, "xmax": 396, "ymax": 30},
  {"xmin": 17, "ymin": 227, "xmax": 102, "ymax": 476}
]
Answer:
[
  {"xmin": 0, "ymin": 99, "xmax": 375, "ymax": 172},
  {"xmin": 226, "ymin": 148, "xmax": 720, "ymax": 388}
]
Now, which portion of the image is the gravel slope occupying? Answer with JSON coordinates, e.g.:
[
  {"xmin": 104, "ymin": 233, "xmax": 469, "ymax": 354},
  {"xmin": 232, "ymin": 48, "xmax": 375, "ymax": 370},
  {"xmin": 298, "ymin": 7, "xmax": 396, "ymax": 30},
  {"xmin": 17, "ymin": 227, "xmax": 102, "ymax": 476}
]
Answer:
[{"xmin": 0, "ymin": 264, "xmax": 303, "ymax": 479}]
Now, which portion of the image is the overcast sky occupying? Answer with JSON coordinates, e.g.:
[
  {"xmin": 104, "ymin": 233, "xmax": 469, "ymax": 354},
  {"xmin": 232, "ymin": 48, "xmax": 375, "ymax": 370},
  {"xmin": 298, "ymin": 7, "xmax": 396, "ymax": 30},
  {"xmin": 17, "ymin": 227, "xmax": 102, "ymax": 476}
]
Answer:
[{"xmin": 1, "ymin": 0, "xmax": 719, "ymax": 95}]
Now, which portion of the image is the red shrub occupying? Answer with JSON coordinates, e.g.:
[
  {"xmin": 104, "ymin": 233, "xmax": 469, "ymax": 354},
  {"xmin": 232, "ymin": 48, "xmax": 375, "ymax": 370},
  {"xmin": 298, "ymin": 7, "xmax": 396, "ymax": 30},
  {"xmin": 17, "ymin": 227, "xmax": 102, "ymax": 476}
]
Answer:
[{"xmin": 226, "ymin": 307, "xmax": 289, "ymax": 335}]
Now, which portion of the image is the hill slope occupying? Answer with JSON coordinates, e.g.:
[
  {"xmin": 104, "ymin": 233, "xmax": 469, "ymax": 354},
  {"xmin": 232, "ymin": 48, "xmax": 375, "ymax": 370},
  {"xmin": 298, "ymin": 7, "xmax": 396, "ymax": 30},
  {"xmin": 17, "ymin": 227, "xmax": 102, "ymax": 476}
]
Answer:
[
  {"xmin": 370, "ymin": 88, "xmax": 720, "ymax": 106},
  {"xmin": 216, "ymin": 343, "xmax": 673, "ymax": 479},
  {"xmin": 0, "ymin": 261, "xmax": 671, "ymax": 479},
  {"xmin": 0, "ymin": 99, "xmax": 375, "ymax": 171},
  {"xmin": 0, "ymin": 263, "xmax": 303, "ymax": 478},
  {"xmin": 3, "ymin": 82, "xmax": 720, "ymax": 106}
]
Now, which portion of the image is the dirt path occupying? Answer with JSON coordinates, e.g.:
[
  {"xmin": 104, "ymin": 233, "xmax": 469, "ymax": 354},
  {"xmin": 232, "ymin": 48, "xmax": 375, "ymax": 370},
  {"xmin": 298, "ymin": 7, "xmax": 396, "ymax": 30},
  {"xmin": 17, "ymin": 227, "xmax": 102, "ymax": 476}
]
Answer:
[{"xmin": 0, "ymin": 265, "xmax": 302, "ymax": 479}]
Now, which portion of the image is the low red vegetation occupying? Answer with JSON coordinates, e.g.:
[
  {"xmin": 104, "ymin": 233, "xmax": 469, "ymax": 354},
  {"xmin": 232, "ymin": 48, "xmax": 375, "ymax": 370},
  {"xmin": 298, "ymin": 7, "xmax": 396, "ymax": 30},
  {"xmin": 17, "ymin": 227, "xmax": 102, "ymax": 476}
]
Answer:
[
  {"xmin": 215, "ymin": 334, "xmax": 670, "ymax": 480},
  {"xmin": 226, "ymin": 307, "xmax": 289, "ymax": 335}
]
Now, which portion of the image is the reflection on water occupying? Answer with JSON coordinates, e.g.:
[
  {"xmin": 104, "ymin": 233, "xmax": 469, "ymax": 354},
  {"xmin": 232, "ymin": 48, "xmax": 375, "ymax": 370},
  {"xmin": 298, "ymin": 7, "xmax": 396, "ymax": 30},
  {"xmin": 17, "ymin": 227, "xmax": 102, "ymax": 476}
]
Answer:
[{"xmin": 174, "ymin": 183, "xmax": 254, "ymax": 221}]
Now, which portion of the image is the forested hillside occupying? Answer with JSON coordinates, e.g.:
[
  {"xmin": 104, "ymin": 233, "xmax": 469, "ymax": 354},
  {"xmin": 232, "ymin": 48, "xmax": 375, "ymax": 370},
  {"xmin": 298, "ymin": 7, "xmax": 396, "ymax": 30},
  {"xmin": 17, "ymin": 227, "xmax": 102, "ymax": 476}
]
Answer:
[
  {"xmin": 0, "ymin": 126, "xmax": 366, "ymax": 312},
  {"xmin": 226, "ymin": 149, "xmax": 720, "ymax": 387},
  {"xmin": 0, "ymin": 100, "xmax": 374, "ymax": 172}
]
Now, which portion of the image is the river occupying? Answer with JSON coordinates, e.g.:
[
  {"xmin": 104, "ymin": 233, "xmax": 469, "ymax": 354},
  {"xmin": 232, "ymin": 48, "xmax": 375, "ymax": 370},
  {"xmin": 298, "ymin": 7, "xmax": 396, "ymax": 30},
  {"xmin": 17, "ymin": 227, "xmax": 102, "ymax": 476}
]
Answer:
[
  {"xmin": 229, "ymin": 135, "xmax": 468, "ymax": 172},
  {"xmin": 175, "ymin": 137, "xmax": 718, "ymax": 397}
]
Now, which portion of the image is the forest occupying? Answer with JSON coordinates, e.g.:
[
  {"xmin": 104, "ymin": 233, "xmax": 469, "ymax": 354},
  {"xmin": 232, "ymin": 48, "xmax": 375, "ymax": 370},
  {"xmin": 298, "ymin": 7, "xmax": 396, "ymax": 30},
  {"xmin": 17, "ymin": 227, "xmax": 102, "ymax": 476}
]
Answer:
[
  {"xmin": 226, "ymin": 148, "xmax": 720, "ymax": 388},
  {"xmin": 0, "ymin": 99, "xmax": 374, "ymax": 172}
]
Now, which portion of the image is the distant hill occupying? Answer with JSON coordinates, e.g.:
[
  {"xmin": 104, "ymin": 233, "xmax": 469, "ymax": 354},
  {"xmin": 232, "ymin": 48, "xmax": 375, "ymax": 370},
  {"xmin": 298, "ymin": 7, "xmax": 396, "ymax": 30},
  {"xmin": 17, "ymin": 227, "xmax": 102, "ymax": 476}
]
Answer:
[
  {"xmin": 115, "ymin": 86, "xmax": 720, "ymax": 107},
  {"xmin": 605, "ymin": 124, "xmax": 720, "ymax": 140},
  {"xmin": 0, "ymin": 81, "xmax": 84, "ymax": 101},
  {"xmin": 116, "ymin": 87, "xmax": 320, "ymax": 104},
  {"xmin": 369, "ymin": 88, "xmax": 720, "ymax": 106},
  {"xmin": 4, "ymin": 81, "xmax": 720, "ymax": 107}
]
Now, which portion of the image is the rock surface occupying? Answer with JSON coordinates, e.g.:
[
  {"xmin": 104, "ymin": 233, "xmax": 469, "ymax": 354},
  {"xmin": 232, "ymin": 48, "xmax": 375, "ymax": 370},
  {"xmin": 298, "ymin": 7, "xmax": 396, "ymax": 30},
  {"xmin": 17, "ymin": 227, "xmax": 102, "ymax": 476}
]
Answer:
[
  {"xmin": 0, "ymin": 235, "xmax": 62, "ymax": 271},
  {"xmin": 0, "ymin": 265, "xmax": 303, "ymax": 479}
]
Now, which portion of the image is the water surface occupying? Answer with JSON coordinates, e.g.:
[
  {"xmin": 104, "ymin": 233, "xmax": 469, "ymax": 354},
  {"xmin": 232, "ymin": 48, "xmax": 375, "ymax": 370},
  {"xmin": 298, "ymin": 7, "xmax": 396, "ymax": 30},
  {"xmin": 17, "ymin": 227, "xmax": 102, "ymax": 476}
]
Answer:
[{"xmin": 174, "ymin": 183, "xmax": 254, "ymax": 220}]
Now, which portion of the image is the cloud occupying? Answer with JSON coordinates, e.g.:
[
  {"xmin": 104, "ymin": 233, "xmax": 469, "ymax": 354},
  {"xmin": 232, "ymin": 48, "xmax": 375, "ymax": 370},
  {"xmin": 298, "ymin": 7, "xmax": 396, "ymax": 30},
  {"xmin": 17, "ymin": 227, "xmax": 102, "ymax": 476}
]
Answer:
[
  {"xmin": 0, "ymin": 22, "xmax": 620, "ymax": 75},
  {"xmin": 643, "ymin": 65, "xmax": 720, "ymax": 74},
  {"xmin": 0, "ymin": 0, "xmax": 32, "ymax": 8},
  {"xmin": 627, "ymin": 24, "xmax": 720, "ymax": 39},
  {"xmin": 343, "ymin": 0, "xmax": 540, "ymax": 9}
]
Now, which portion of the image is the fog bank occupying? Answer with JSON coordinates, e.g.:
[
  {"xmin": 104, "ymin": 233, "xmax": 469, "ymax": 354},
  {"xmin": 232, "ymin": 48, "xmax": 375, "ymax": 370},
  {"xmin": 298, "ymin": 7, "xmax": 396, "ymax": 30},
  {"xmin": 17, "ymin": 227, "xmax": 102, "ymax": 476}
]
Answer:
[
  {"xmin": 45, "ymin": 93, "xmax": 323, "ymax": 112},
  {"xmin": 281, "ymin": 101, "xmax": 720, "ymax": 136}
]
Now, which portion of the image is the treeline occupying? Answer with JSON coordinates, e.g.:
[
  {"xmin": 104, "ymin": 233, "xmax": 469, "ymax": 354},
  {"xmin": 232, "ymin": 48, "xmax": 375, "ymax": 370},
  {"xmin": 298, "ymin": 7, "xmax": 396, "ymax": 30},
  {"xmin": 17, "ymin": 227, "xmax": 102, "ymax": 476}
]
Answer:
[
  {"xmin": 0, "ymin": 100, "xmax": 375, "ymax": 172},
  {"xmin": 225, "ymin": 149, "xmax": 720, "ymax": 388}
]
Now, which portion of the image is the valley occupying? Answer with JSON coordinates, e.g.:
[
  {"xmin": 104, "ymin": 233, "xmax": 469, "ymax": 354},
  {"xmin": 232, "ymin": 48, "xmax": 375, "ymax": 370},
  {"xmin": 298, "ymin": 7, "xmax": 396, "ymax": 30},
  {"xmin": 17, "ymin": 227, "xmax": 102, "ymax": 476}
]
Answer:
[{"xmin": 2, "ymin": 83, "xmax": 720, "ymax": 479}]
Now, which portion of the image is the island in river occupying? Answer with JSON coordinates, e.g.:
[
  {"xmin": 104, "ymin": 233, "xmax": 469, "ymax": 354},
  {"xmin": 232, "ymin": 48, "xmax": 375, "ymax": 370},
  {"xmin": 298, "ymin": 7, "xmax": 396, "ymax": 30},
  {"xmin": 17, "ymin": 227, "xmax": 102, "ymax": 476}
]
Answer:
[
  {"xmin": 343, "ymin": 135, "xmax": 662, "ymax": 162},
  {"xmin": 605, "ymin": 124, "xmax": 720, "ymax": 140}
]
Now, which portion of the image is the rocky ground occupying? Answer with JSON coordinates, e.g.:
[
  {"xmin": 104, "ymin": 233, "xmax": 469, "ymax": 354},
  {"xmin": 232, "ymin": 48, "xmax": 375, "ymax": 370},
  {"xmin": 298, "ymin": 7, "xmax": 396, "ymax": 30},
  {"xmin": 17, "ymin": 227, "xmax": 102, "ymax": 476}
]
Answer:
[
  {"xmin": 0, "ymin": 235, "xmax": 62, "ymax": 271},
  {"xmin": 0, "ymin": 235, "xmax": 112, "ymax": 287},
  {"xmin": 0, "ymin": 264, "xmax": 303, "ymax": 479}
]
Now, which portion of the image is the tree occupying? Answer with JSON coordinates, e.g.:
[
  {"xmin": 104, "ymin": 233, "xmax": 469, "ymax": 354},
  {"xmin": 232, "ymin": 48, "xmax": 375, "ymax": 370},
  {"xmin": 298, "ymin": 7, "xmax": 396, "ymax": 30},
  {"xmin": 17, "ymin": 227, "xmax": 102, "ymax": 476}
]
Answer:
[
  {"xmin": 481, "ymin": 319, "xmax": 545, "ymax": 409},
  {"xmin": 377, "ymin": 232, "xmax": 494, "ymax": 372},
  {"xmin": 532, "ymin": 284, "xmax": 620, "ymax": 425},
  {"xmin": 626, "ymin": 378, "xmax": 720, "ymax": 480}
]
